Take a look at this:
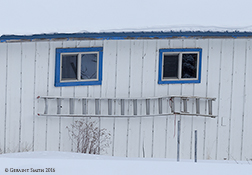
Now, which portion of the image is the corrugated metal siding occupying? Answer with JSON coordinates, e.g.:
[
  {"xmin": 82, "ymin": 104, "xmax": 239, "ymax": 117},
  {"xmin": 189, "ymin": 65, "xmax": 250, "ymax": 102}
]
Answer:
[{"xmin": 0, "ymin": 38, "xmax": 252, "ymax": 161}]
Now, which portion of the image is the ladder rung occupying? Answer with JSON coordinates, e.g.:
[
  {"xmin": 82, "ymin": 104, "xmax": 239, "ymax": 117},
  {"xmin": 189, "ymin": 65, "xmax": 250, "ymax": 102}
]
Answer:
[
  {"xmin": 196, "ymin": 98, "xmax": 200, "ymax": 115},
  {"xmin": 208, "ymin": 99, "xmax": 212, "ymax": 115},
  {"xmin": 95, "ymin": 99, "xmax": 100, "ymax": 115},
  {"xmin": 133, "ymin": 99, "xmax": 137, "ymax": 115},
  {"xmin": 44, "ymin": 98, "xmax": 48, "ymax": 114},
  {"xmin": 69, "ymin": 98, "xmax": 74, "ymax": 114},
  {"xmin": 108, "ymin": 99, "xmax": 112, "ymax": 115},
  {"xmin": 182, "ymin": 98, "xmax": 188, "ymax": 113},
  {"xmin": 82, "ymin": 99, "xmax": 87, "ymax": 114},
  {"xmin": 57, "ymin": 98, "xmax": 62, "ymax": 114},
  {"xmin": 121, "ymin": 99, "xmax": 125, "ymax": 115},
  {"xmin": 170, "ymin": 97, "xmax": 175, "ymax": 113},
  {"xmin": 158, "ymin": 98, "xmax": 162, "ymax": 114},
  {"xmin": 146, "ymin": 99, "xmax": 150, "ymax": 115}
]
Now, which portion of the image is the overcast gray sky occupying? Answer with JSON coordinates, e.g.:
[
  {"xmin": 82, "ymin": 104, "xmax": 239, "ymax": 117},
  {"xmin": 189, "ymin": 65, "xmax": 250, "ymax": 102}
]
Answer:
[{"xmin": 1, "ymin": 0, "xmax": 252, "ymax": 35}]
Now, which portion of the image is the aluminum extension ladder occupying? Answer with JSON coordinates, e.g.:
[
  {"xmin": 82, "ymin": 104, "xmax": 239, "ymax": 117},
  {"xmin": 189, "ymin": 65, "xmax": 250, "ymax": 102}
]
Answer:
[{"xmin": 37, "ymin": 95, "xmax": 216, "ymax": 118}]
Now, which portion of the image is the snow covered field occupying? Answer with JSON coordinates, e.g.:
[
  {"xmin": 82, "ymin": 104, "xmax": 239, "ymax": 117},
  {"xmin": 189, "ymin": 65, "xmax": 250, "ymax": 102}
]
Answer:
[{"xmin": 0, "ymin": 152, "xmax": 251, "ymax": 175}]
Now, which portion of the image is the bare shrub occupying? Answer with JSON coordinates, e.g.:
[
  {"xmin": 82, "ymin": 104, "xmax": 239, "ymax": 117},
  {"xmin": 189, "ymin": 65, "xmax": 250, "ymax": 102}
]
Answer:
[
  {"xmin": 19, "ymin": 142, "xmax": 32, "ymax": 152},
  {"xmin": 7, "ymin": 142, "xmax": 32, "ymax": 153},
  {"xmin": 66, "ymin": 119, "xmax": 111, "ymax": 154}
]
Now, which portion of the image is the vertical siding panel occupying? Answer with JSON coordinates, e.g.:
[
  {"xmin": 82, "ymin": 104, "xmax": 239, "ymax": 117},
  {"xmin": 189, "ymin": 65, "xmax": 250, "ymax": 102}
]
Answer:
[
  {"xmin": 127, "ymin": 40, "xmax": 143, "ymax": 158},
  {"xmin": 113, "ymin": 40, "xmax": 131, "ymax": 157},
  {"xmin": 60, "ymin": 41, "xmax": 77, "ymax": 152},
  {"xmin": 74, "ymin": 40, "xmax": 90, "ymax": 98},
  {"xmin": 242, "ymin": 40, "xmax": 252, "ymax": 161},
  {"xmin": 229, "ymin": 39, "xmax": 246, "ymax": 160},
  {"xmin": 193, "ymin": 39, "xmax": 209, "ymax": 160},
  {"xmin": 180, "ymin": 39, "xmax": 197, "ymax": 160},
  {"xmin": 87, "ymin": 40, "xmax": 104, "ymax": 154},
  {"xmin": 161, "ymin": 39, "xmax": 172, "ymax": 159},
  {"xmin": 180, "ymin": 91, "xmax": 195, "ymax": 159},
  {"xmin": 21, "ymin": 42, "xmax": 35, "ymax": 152},
  {"xmin": 100, "ymin": 40, "xmax": 118, "ymax": 156},
  {"xmin": 153, "ymin": 40, "xmax": 170, "ymax": 158},
  {"xmin": 166, "ymin": 39, "xmax": 183, "ymax": 159},
  {"xmin": 75, "ymin": 40, "xmax": 90, "ymax": 104},
  {"xmin": 73, "ymin": 40, "xmax": 91, "ymax": 153},
  {"xmin": 215, "ymin": 40, "xmax": 223, "ymax": 160},
  {"xmin": 59, "ymin": 95, "xmax": 73, "ymax": 152},
  {"xmin": 34, "ymin": 42, "xmax": 49, "ymax": 151},
  {"xmin": 88, "ymin": 40, "xmax": 103, "ymax": 97},
  {"xmin": 5, "ymin": 44, "xmax": 19, "ymax": 151},
  {"xmin": 216, "ymin": 39, "xmax": 233, "ymax": 160},
  {"xmin": 6, "ymin": 43, "xmax": 21, "ymax": 152},
  {"xmin": 92, "ymin": 40, "xmax": 104, "ymax": 132},
  {"xmin": 114, "ymin": 118, "xmax": 128, "ymax": 157},
  {"xmin": 115, "ymin": 41, "xmax": 130, "ymax": 93},
  {"xmin": 86, "ymin": 41, "xmax": 102, "ymax": 121},
  {"xmin": 46, "ymin": 41, "xmax": 63, "ymax": 151},
  {"xmin": 204, "ymin": 39, "xmax": 221, "ymax": 160},
  {"xmin": 140, "ymin": 40, "xmax": 157, "ymax": 158},
  {"xmin": 0, "ymin": 43, "xmax": 7, "ymax": 153}
]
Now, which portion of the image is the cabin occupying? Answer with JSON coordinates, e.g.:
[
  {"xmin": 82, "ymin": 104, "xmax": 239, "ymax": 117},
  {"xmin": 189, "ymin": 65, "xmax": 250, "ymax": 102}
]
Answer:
[{"xmin": 0, "ymin": 31, "xmax": 252, "ymax": 161}]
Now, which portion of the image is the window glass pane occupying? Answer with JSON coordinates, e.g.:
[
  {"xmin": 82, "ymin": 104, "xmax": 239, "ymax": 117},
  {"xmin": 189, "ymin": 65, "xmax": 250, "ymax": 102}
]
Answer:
[
  {"xmin": 163, "ymin": 54, "xmax": 179, "ymax": 79},
  {"xmin": 182, "ymin": 53, "xmax": 197, "ymax": 78},
  {"xmin": 62, "ymin": 54, "xmax": 78, "ymax": 80},
  {"xmin": 81, "ymin": 53, "xmax": 98, "ymax": 80}
]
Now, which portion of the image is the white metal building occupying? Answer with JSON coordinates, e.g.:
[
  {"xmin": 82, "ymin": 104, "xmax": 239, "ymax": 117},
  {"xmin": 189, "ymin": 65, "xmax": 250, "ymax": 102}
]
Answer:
[{"xmin": 0, "ymin": 31, "xmax": 252, "ymax": 161}]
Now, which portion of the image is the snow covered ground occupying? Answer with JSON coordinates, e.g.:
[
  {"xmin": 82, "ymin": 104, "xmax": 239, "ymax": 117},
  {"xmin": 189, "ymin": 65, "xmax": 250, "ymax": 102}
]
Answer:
[{"xmin": 0, "ymin": 151, "xmax": 251, "ymax": 175}]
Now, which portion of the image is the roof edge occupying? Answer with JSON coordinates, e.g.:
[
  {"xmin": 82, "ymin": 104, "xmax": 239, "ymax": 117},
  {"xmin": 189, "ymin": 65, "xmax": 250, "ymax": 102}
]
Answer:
[{"xmin": 1, "ymin": 31, "xmax": 252, "ymax": 42}]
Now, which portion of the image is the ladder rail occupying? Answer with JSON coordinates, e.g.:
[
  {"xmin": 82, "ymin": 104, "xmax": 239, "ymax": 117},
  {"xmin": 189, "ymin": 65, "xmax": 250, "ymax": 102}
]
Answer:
[{"xmin": 37, "ymin": 95, "xmax": 216, "ymax": 101}]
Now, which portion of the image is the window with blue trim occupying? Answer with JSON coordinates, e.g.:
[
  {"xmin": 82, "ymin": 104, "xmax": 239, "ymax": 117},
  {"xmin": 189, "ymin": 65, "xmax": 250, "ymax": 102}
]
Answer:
[
  {"xmin": 158, "ymin": 48, "xmax": 202, "ymax": 84},
  {"xmin": 55, "ymin": 47, "xmax": 103, "ymax": 87}
]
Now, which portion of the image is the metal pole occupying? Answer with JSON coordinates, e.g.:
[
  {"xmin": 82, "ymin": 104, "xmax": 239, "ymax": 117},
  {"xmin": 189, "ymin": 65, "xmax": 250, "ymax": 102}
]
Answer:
[
  {"xmin": 195, "ymin": 130, "xmax": 197, "ymax": 162},
  {"xmin": 177, "ymin": 120, "xmax": 181, "ymax": 162}
]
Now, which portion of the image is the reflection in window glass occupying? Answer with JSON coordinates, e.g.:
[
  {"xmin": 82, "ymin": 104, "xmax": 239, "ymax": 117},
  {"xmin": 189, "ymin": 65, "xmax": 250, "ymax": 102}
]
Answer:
[
  {"xmin": 163, "ymin": 54, "xmax": 179, "ymax": 79},
  {"xmin": 182, "ymin": 54, "xmax": 197, "ymax": 78},
  {"xmin": 62, "ymin": 55, "xmax": 78, "ymax": 80},
  {"xmin": 81, "ymin": 54, "xmax": 98, "ymax": 80}
]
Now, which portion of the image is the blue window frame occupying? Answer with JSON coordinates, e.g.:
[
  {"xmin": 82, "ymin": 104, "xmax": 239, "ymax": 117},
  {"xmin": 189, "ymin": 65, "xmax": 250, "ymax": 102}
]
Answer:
[
  {"xmin": 55, "ymin": 47, "xmax": 103, "ymax": 87},
  {"xmin": 158, "ymin": 48, "xmax": 202, "ymax": 84}
]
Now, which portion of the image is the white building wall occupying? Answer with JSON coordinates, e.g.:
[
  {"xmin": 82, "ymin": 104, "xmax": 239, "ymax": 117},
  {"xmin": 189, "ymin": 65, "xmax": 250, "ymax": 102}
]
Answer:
[{"xmin": 0, "ymin": 38, "xmax": 252, "ymax": 161}]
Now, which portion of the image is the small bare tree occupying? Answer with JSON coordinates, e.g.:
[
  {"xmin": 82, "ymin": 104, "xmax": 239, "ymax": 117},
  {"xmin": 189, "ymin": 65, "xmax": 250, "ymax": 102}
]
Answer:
[{"xmin": 66, "ymin": 119, "xmax": 111, "ymax": 154}]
